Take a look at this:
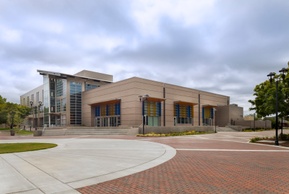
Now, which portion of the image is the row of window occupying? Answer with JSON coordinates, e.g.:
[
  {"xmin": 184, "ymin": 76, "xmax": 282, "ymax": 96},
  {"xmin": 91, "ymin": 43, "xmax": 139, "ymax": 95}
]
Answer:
[
  {"xmin": 22, "ymin": 90, "xmax": 44, "ymax": 107},
  {"xmin": 143, "ymin": 101, "xmax": 162, "ymax": 117},
  {"xmin": 70, "ymin": 82, "xmax": 82, "ymax": 125},
  {"xmin": 95, "ymin": 102, "xmax": 121, "ymax": 117},
  {"xmin": 95, "ymin": 116, "xmax": 121, "ymax": 127}
]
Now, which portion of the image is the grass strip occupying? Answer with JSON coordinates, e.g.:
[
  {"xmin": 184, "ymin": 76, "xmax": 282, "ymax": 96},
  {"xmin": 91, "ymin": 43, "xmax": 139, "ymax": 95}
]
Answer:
[{"xmin": 0, "ymin": 143, "xmax": 57, "ymax": 154}]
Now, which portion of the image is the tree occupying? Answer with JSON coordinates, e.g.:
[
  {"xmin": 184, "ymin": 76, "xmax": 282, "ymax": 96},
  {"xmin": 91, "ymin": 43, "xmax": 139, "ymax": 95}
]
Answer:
[
  {"xmin": 0, "ymin": 95, "xmax": 30, "ymax": 128},
  {"xmin": 0, "ymin": 95, "xmax": 7, "ymax": 124},
  {"xmin": 249, "ymin": 64, "xmax": 289, "ymax": 119}
]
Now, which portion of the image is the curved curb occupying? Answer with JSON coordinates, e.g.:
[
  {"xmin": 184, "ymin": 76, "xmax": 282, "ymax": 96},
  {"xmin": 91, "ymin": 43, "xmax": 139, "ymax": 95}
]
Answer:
[{"xmin": 69, "ymin": 142, "xmax": 176, "ymax": 189}]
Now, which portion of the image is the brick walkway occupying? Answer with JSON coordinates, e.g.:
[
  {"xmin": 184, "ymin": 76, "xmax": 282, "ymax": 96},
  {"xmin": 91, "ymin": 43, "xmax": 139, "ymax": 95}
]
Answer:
[{"xmin": 78, "ymin": 137, "xmax": 289, "ymax": 194}]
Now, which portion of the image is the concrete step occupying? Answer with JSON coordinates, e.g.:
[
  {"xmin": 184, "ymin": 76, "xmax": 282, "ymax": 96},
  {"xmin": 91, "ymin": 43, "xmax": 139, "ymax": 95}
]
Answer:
[
  {"xmin": 42, "ymin": 128, "xmax": 138, "ymax": 136},
  {"xmin": 216, "ymin": 127, "xmax": 238, "ymax": 132},
  {"xmin": 42, "ymin": 129, "xmax": 66, "ymax": 136}
]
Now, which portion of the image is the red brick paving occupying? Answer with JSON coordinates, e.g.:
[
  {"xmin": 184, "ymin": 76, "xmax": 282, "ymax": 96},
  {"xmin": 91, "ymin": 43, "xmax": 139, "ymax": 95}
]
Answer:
[
  {"xmin": 78, "ymin": 137, "xmax": 289, "ymax": 194},
  {"xmin": 2, "ymin": 133, "xmax": 289, "ymax": 193}
]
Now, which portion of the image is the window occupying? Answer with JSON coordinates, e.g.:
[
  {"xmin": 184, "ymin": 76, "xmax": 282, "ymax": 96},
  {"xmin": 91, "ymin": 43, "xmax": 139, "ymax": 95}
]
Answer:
[
  {"xmin": 27, "ymin": 96, "xmax": 30, "ymax": 106},
  {"xmin": 85, "ymin": 83, "xmax": 98, "ymax": 91},
  {"xmin": 70, "ymin": 81, "xmax": 82, "ymax": 125},
  {"xmin": 174, "ymin": 103, "xmax": 193, "ymax": 124},
  {"xmin": 202, "ymin": 107, "xmax": 214, "ymax": 125},
  {"xmin": 143, "ymin": 101, "xmax": 161, "ymax": 126},
  {"xmin": 36, "ymin": 92, "xmax": 39, "ymax": 103},
  {"xmin": 95, "ymin": 101, "xmax": 121, "ymax": 127}
]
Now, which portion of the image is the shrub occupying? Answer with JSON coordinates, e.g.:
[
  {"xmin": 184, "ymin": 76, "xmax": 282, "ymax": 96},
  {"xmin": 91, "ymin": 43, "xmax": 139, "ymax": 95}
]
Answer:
[
  {"xmin": 250, "ymin": 136, "xmax": 269, "ymax": 143},
  {"xmin": 279, "ymin": 133, "xmax": 289, "ymax": 140},
  {"xmin": 137, "ymin": 130, "xmax": 207, "ymax": 137}
]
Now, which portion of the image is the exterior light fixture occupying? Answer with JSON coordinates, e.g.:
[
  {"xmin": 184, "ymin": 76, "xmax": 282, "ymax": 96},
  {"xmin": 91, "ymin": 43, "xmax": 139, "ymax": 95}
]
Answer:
[
  {"xmin": 267, "ymin": 67, "xmax": 288, "ymax": 146},
  {"xmin": 139, "ymin": 95, "xmax": 149, "ymax": 135}
]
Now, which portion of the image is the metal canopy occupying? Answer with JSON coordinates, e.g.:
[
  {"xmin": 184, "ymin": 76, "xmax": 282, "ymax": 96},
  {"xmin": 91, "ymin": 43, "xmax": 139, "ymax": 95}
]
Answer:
[{"xmin": 37, "ymin": 69, "xmax": 112, "ymax": 83}]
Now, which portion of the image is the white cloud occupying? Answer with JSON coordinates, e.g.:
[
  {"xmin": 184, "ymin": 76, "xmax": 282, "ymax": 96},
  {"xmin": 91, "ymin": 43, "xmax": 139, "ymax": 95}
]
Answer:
[
  {"xmin": 132, "ymin": 0, "xmax": 215, "ymax": 36},
  {"xmin": 0, "ymin": 25, "xmax": 22, "ymax": 43},
  {"xmin": 75, "ymin": 34, "xmax": 124, "ymax": 51},
  {"xmin": 1, "ymin": 0, "xmax": 289, "ymax": 116}
]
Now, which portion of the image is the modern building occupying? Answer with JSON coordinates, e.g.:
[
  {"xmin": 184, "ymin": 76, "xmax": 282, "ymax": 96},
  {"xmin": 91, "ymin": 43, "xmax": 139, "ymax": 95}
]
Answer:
[
  {"xmin": 20, "ymin": 70, "xmax": 112, "ymax": 128},
  {"xmin": 21, "ymin": 69, "xmax": 231, "ymax": 131}
]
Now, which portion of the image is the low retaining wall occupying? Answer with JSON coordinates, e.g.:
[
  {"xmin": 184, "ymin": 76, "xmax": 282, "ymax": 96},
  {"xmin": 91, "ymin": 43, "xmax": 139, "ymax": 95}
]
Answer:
[
  {"xmin": 235, "ymin": 120, "xmax": 272, "ymax": 129},
  {"xmin": 138, "ymin": 126, "xmax": 215, "ymax": 134}
]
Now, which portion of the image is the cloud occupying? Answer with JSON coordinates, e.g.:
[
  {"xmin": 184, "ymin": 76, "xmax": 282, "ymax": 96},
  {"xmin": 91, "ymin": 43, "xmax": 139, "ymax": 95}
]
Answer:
[{"xmin": 1, "ymin": 0, "xmax": 289, "ymax": 115}]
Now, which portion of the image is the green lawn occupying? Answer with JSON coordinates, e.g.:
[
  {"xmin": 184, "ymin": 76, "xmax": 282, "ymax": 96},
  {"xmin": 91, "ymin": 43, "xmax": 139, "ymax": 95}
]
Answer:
[{"xmin": 0, "ymin": 143, "xmax": 57, "ymax": 154}]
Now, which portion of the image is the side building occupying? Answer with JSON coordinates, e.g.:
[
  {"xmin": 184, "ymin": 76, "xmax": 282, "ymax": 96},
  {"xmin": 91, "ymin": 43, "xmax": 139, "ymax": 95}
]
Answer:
[
  {"xmin": 82, "ymin": 76, "xmax": 229, "ymax": 128},
  {"xmin": 20, "ymin": 69, "xmax": 230, "ymax": 130}
]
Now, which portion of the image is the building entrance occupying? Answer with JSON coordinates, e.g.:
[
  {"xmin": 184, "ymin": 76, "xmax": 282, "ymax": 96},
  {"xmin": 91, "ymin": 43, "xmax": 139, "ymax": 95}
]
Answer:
[
  {"xmin": 95, "ymin": 116, "xmax": 121, "ymax": 127},
  {"xmin": 93, "ymin": 99, "xmax": 121, "ymax": 127}
]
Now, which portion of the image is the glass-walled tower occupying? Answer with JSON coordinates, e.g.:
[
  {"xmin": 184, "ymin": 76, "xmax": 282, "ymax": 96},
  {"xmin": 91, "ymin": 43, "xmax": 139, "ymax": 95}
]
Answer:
[
  {"xmin": 43, "ymin": 75, "xmax": 67, "ymax": 127},
  {"xmin": 38, "ymin": 69, "xmax": 113, "ymax": 127}
]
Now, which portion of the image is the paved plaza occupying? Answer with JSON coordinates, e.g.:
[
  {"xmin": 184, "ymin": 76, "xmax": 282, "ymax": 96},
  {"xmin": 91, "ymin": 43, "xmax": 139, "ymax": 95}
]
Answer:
[{"xmin": 1, "ymin": 130, "xmax": 289, "ymax": 193}]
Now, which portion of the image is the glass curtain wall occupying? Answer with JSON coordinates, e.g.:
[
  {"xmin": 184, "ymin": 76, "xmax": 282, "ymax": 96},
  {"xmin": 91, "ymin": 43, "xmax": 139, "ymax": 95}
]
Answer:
[
  {"xmin": 43, "ymin": 76, "xmax": 67, "ymax": 127},
  {"xmin": 70, "ymin": 81, "xmax": 82, "ymax": 125},
  {"xmin": 43, "ymin": 75, "xmax": 50, "ymax": 127},
  {"xmin": 56, "ymin": 79, "xmax": 67, "ymax": 126}
]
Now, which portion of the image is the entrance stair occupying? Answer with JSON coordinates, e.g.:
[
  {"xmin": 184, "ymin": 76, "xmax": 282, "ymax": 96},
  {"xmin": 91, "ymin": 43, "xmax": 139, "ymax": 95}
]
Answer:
[
  {"xmin": 216, "ymin": 127, "xmax": 239, "ymax": 132},
  {"xmin": 42, "ymin": 127, "xmax": 138, "ymax": 136}
]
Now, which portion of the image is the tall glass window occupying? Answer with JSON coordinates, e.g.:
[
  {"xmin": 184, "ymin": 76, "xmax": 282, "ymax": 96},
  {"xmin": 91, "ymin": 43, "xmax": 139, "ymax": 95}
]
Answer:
[
  {"xmin": 70, "ymin": 81, "xmax": 82, "ymax": 125},
  {"xmin": 26, "ymin": 96, "xmax": 30, "ymax": 106},
  {"xmin": 55, "ymin": 79, "xmax": 67, "ymax": 113},
  {"xmin": 95, "ymin": 101, "xmax": 121, "ymax": 127},
  {"xmin": 143, "ymin": 101, "xmax": 161, "ymax": 126},
  {"xmin": 202, "ymin": 107, "xmax": 214, "ymax": 126},
  {"xmin": 31, "ymin": 94, "xmax": 34, "ymax": 103},
  {"xmin": 50, "ymin": 78, "xmax": 56, "ymax": 114},
  {"xmin": 174, "ymin": 103, "xmax": 194, "ymax": 124},
  {"xmin": 36, "ymin": 92, "xmax": 39, "ymax": 103},
  {"xmin": 43, "ymin": 75, "xmax": 50, "ymax": 126}
]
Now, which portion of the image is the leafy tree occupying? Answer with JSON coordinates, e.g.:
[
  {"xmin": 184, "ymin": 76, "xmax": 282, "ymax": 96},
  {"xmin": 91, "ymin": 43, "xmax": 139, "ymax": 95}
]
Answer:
[
  {"xmin": 0, "ymin": 95, "xmax": 30, "ymax": 128},
  {"xmin": 0, "ymin": 96, "xmax": 7, "ymax": 124},
  {"xmin": 249, "ymin": 63, "xmax": 289, "ymax": 119}
]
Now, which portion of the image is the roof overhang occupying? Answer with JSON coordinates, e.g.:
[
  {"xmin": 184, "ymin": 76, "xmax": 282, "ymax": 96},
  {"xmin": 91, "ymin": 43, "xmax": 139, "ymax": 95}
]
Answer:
[
  {"xmin": 174, "ymin": 101, "xmax": 198, "ymax": 106},
  {"xmin": 146, "ymin": 97, "xmax": 165, "ymax": 102},
  {"xmin": 202, "ymin": 104, "xmax": 217, "ymax": 108},
  {"xmin": 89, "ymin": 99, "xmax": 121, "ymax": 106}
]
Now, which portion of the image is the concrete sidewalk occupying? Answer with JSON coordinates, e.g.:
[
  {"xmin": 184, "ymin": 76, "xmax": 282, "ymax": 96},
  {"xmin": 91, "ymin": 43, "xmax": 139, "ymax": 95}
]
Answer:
[{"xmin": 0, "ymin": 138, "xmax": 176, "ymax": 194}]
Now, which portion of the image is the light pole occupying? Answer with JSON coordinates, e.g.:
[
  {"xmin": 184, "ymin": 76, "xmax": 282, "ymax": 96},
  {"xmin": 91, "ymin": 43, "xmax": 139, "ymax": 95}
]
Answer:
[
  {"xmin": 279, "ymin": 68, "xmax": 288, "ymax": 136},
  {"xmin": 267, "ymin": 67, "xmax": 287, "ymax": 146},
  {"xmin": 213, "ymin": 108, "xmax": 217, "ymax": 133},
  {"xmin": 37, "ymin": 101, "xmax": 42, "ymax": 129},
  {"xmin": 139, "ymin": 95, "xmax": 149, "ymax": 135},
  {"xmin": 30, "ymin": 101, "xmax": 34, "ymax": 131},
  {"xmin": 10, "ymin": 110, "xmax": 16, "ymax": 136},
  {"xmin": 267, "ymin": 72, "xmax": 279, "ymax": 145}
]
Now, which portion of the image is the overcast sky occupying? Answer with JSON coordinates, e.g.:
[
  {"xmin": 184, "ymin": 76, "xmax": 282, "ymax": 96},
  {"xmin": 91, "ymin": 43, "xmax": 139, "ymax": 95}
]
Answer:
[{"xmin": 1, "ymin": 0, "xmax": 289, "ymax": 115}]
